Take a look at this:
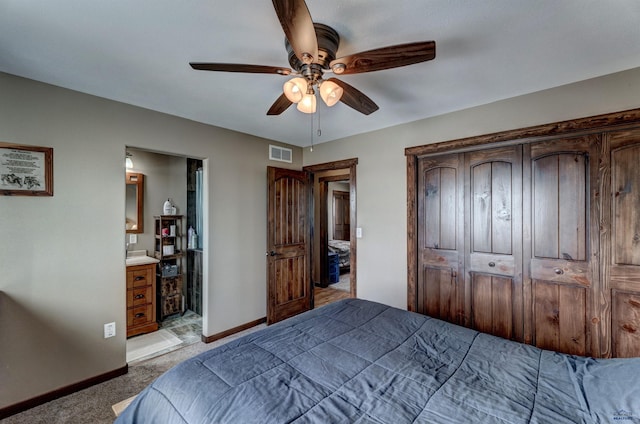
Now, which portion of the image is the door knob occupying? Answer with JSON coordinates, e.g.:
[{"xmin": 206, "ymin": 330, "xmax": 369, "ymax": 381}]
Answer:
[
  {"xmin": 488, "ymin": 262, "xmax": 496, "ymax": 267},
  {"xmin": 269, "ymin": 251, "xmax": 279, "ymax": 257}
]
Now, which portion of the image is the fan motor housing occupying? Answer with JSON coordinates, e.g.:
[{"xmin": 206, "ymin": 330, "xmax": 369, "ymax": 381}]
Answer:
[{"xmin": 286, "ymin": 23, "xmax": 340, "ymax": 71}]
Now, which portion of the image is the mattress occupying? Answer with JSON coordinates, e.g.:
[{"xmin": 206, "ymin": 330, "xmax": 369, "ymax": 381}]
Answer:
[{"xmin": 116, "ymin": 299, "xmax": 640, "ymax": 423}]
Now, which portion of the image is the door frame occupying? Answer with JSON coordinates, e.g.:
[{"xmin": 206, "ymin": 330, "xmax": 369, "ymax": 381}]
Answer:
[
  {"xmin": 319, "ymin": 175, "xmax": 349, "ymax": 286},
  {"xmin": 304, "ymin": 158, "xmax": 358, "ymax": 298}
]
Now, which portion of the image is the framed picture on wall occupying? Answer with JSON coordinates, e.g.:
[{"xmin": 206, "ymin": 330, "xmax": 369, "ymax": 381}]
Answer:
[{"xmin": 0, "ymin": 142, "xmax": 53, "ymax": 196}]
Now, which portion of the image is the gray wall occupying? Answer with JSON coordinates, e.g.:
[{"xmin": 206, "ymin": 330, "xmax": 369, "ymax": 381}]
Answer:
[
  {"xmin": 0, "ymin": 72, "xmax": 301, "ymax": 408},
  {"xmin": 303, "ymin": 67, "xmax": 640, "ymax": 309}
]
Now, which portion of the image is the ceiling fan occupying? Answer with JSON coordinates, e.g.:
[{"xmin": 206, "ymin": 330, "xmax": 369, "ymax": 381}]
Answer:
[{"xmin": 190, "ymin": 0, "xmax": 436, "ymax": 116}]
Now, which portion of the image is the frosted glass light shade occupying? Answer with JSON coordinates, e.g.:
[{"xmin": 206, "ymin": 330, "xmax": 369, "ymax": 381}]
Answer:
[
  {"xmin": 319, "ymin": 80, "xmax": 343, "ymax": 107},
  {"xmin": 283, "ymin": 78, "xmax": 307, "ymax": 103},
  {"xmin": 296, "ymin": 93, "xmax": 317, "ymax": 114},
  {"xmin": 125, "ymin": 157, "xmax": 133, "ymax": 169}
]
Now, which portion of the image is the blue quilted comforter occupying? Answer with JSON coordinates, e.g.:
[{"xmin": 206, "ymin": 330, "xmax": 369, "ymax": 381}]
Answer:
[{"xmin": 116, "ymin": 299, "xmax": 640, "ymax": 423}]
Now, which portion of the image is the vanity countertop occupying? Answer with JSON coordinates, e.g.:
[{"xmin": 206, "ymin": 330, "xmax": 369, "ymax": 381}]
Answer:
[{"xmin": 126, "ymin": 250, "xmax": 160, "ymax": 267}]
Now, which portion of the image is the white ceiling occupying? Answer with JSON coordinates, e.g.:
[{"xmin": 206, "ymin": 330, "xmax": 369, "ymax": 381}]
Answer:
[{"xmin": 1, "ymin": 1, "xmax": 639, "ymax": 147}]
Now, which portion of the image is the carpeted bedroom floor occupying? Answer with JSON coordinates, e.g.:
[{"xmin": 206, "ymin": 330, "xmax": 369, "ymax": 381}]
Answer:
[{"xmin": 1, "ymin": 324, "xmax": 266, "ymax": 424}]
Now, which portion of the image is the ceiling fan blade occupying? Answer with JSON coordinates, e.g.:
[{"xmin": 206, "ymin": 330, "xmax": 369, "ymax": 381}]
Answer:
[
  {"xmin": 330, "ymin": 41, "xmax": 436, "ymax": 75},
  {"xmin": 272, "ymin": 0, "xmax": 318, "ymax": 63},
  {"xmin": 190, "ymin": 63, "xmax": 292, "ymax": 75},
  {"xmin": 327, "ymin": 78, "xmax": 379, "ymax": 115},
  {"xmin": 267, "ymin": 93, "xmax": 293, "ymax": 115}
]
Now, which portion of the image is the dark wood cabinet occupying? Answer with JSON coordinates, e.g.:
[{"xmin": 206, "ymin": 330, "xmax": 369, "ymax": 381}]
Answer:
[
  {"xmin": 126, "ymin": 263, "xmax": 158, "ymax": 337},
  {"xmin": 408, "ymin": 109, "xmax": 640, "ymax": 358}
]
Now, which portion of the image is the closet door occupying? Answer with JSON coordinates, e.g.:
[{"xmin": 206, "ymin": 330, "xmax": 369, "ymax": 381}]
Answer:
[
  {"xmin": 607, "ymin": 129, "xmax": 640, "ymax": 358},
  {"xmin": 417, "ymin": 154, "xmax": 464, "ymax": 323},
  {"xmin": 525, "ymin": 136, "xmax": 600, "ymax": 356},
  {"xmin": 465, "ymin": 146, "xmax": 523, "ymax": 341}
]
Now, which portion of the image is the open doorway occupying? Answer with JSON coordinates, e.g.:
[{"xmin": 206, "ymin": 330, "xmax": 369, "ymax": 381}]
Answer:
[
  {"xmin": 304, "ymin": 159, "xmax": 357, "ymax": 308},
  {"xmin": 124, "ymin": 148, "xmax": 205, "ymax": 363}
]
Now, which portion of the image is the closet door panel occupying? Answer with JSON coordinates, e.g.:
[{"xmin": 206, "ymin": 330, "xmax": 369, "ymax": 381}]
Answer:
[
  {"xmin": 609, "ymin": 132, "xmax": 640, "ymax": 357},
  {"xmin": 471, "ymin": 162, "xmax": 513, "ymax": 255},
  {"xmin": 471, "ymin": 274, "xmax": 513, "ymax": 340},
  {"xmin": 465, "ymin": 146, "xmax": 522, "ymax": 339},
  {"xmin": 528, "ymin": 136, "xmax": 599, "ymax": 356},
  {"xmin": 612, "ymin": 143, "xmax": 640, "ymax": 266},
  {"xmin": 418, "ymin": 267, "xmax": 457, "ymax": 323},
  {"xmin": 532, "ymin": 156, "xmax": 559, "ymax": 258},
  {"xmin": 533, "ymin": 281, "xmax": 587, "ymax": 355},
  {"xmin": 533, "ymin": 154, "xmax": 587, "ymax": 260},
  {"xmin": 612, "ymin": 291, "xmax": 640, "ymax": 358},
  {"xmin": 417, "ymin": 154, "xmax": 464, "ymax": 323}
]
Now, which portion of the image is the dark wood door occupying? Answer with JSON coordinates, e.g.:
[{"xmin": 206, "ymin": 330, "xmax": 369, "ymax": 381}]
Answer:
[
  {"xmin": 524, "ymin": 136, "xmax": 600, "ymax": 356},
  {"xmin": 333, "ymin": 190, "xmax": 350, "ymax": 241},
  {"xmin": 607, "ymin": 129, "xmax": 640, "ymax": 357},
  {"xmin": 417, "ymin": 153, "xmax": 464, "ymax": 323},
  {"xmin": 465, "ymin": 146, "xmax": 523, "ymax": 341},
  {"xmin": 267, "ymin": 167, "xmax": 312, "ymax": 324}
]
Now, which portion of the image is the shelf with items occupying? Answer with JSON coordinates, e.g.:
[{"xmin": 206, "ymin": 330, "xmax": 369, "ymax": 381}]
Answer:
[{"xmin": 154, "ymin": 215, "xmax": 185, "ymax": 320}]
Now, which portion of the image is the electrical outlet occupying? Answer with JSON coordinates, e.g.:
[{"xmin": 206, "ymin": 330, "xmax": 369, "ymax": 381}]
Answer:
[
  {"xmin": 104, "ymin": 322, "xmax": 116, "ymax": 338},
  {"xmin": 356, "ymin": 227, "xmax": 363, "ymax": 238}
]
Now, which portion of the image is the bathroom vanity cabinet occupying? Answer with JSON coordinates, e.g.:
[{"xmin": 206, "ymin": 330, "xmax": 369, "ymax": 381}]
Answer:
[
  {"xmin": 154, "ymin": 215, "xmax": 184, "ymax": 320},
  {"xmin": 126, "ymin": 262, "xmax": 158, "ymax": 337}
]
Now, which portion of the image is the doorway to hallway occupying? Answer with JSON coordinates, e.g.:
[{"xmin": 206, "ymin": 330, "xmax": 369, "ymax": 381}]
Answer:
[{"xmin": 304, "ymin": 158, "xmax": 358, "ymax": 306}]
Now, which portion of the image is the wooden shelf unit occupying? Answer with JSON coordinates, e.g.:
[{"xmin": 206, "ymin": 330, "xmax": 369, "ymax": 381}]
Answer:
[{"xmin": 154, "ymin": 215, "xmax": 185, "ymax": 321}]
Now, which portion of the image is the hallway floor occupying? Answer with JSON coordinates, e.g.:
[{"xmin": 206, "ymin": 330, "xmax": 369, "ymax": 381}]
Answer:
[{"xmin": 314, "ymin": 285, "xmax": 351, "ymax": 307}]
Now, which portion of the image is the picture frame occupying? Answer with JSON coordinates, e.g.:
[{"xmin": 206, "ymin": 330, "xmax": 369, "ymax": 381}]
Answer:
[{"xmin": 0, "ymin": 142, "xmax": 53, "ymax": 196}]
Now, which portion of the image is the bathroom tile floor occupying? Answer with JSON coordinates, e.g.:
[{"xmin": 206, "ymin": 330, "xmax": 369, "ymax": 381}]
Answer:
[{"xmin": 127, "ymin": 310, "xmax": 202, "ymax": 364}]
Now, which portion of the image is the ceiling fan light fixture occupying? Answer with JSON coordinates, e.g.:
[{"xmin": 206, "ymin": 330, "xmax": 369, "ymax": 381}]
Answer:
[
  {"xmin": 296, "ymin": 92, "xmax": 317, "ymax": 114},
  {"xmin": 319, "ymin": 80, "xmax": 343, "ymax": 107},
  {"xmin": 283, "ymin": 77, "xmax": 307, "ymax": 103}
]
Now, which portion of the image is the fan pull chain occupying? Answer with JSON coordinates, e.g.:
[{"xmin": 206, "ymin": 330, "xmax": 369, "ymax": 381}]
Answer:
[{"xmin": 309, "ymin": 111, "xmax": 314, "ymax": 152}]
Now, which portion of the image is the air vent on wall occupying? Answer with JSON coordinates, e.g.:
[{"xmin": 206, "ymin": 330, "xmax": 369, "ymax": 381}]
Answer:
[{"xmin": 269, "ymin": 145, "xmax": 292, "ymax": 163}]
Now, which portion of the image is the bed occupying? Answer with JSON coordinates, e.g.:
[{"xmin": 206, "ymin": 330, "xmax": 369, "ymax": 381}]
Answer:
[
  {"xmin": 328, "ymin": 239, "xmax": 350, "ymax": 270},
  {"xmin": 116, "ymin": 299, "xmax": 640, "ymax": 423}
]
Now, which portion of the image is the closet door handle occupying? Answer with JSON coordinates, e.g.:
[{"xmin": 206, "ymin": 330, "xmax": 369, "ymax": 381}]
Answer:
[
  {"xmin": 554, "ymin": 268, "xmax": 564, "ymax": 275},
  {"xmin": 135, "ymin": 313, "xmax": 145, "ymax": 318},
  {"xmin": 268, "ymin": 251, "xmax": 280, "ymax": 257},
  {"xmin": 134, "ymin": 294, "xmax": 145, "ymax": 299},
  {"xmin": 134, "ymin": 276, "xmax": 145, "ymax": 281},
  {"xmin": 488, "ymin": 262, "xmax": 496, "ymax": 268}
]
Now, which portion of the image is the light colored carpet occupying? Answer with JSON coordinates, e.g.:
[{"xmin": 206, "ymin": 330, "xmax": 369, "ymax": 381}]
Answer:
[
  {"xmin": 126, "ymin": 329, "xmax": 182, "ymax": 363},
  {"xmin": 331, "ymin": 272, "xmax": 350, "ymax": 292},
  {"xmin": 2, "ymin": 324, "xmax": 266, "ymax": 424}
]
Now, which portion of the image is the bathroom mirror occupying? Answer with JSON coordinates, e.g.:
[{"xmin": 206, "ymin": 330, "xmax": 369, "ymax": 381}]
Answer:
[{"xmin": 126, "ymin": 172, "xmax": 144, "ymax": 233}]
